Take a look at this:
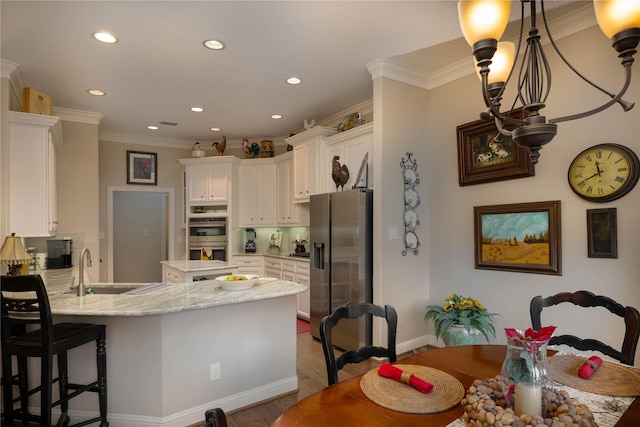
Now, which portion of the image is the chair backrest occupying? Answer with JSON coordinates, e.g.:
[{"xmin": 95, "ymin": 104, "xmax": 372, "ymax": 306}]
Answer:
[
  {"xmin": 530, "ymin": 290, "xmax": 640, "ymax": 365},
  {"xmin": 202, "ymin": 407, "xmax": 227, "ymax": 427},
  {"xmin": 320, "ymin": 302, "xmax": 397, "ymax": 386},
  {"xmin": 1, "ymin": 275, "xmax": 54, "ymax": 350}
]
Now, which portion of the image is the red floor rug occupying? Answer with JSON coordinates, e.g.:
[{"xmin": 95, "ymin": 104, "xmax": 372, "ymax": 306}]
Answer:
[{"xmin": 297, "ymin": 318, "xmax": 310, "ymax": 334}]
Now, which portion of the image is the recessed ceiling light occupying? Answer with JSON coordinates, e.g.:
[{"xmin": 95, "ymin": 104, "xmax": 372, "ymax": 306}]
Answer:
[
  {"xmin": 147, "ymin": 125, "xmax": 159, "ymax": 130},
  {"xmin": 93, "ymin": 32, "xmax": 118, "ymax": 44},
  {"xmin": 286, "ymin": 77, "xmax": 302, "ymax": 85},
  {"xmin": 203, "ymin": 39, "xmax": 224, "ymax": 50},
  {"xmin": 87, "ymin": 89, "xmax": 105, "ymax": 96},
  {"xmin": 271, "ymin": 114, "xmax": 283, "ymax": 119},
  {"xmin": 190, "ymin": 107, "xmax": 204, "ymax": 113},
  {"xmin": 210, "ymin": 127, "xmax": 221, "ymax": 132}
]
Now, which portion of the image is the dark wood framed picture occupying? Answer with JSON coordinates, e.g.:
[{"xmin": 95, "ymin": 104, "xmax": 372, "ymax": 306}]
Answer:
[
  {"xmin": 474, "ymin": 200, "xmax": 562, "ymax": 275},
  {"xmin": 127, "ymin": 150, "xmax": 157, "ymax": 185},
  {"xmin": 457, "ymin": 109, "xmax": 535, "ymax": 186},
  {"xmin": 587, "ymin": 208, "xmax": 617, "ymax": 258}
]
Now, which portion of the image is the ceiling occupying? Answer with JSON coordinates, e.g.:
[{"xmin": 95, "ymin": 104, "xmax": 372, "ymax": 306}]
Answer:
[{"xmin": 1, "ymin": 1, "xmax": 583, "ymax": 146}]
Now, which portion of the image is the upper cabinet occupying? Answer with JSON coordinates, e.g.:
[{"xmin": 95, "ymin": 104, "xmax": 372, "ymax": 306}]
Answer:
[
  {"xmin": 275, "ymin": 151, "xmax": 309, "ymax": 226},
  {"xmin": 238, "ymin": 159, "xmax": 276, "ymax": 226},
  {"xmin": 324, "ymin": 122, "xmax": 373, "ymax": 192},
  {"xmin": 180, "ymin": 157, "xmax": 235, "ymax": 205},
  {"xmin": 9, "ymin": 111, "xmax": 62, "ymax": 237},
  {"xmin": 287, "ymin": 126, "xmax": 337, "ymax": 203}
]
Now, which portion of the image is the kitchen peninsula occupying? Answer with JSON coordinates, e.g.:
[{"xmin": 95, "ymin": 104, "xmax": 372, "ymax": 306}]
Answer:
[{"xmin": 37, "ymin": 268, "xmax": 307, "ymax": 427}]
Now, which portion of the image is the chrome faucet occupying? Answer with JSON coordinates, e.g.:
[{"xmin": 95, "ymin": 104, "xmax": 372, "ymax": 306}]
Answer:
[{"xmin": 77, "ymin": 248, "xmax": 92, "ymax": 296}]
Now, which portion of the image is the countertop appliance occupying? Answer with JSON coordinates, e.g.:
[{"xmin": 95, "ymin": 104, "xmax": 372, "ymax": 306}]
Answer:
[
  {"xmin": 310, "ymin": 189, "xmax": 373, "ymax": 351},
  {"xmin": 46, "ymin": 238, "xmax": 73, "ymax": 269},
  {"xmin": 245, "ymin": 228, "xmax": 256, "ymax": 253}
]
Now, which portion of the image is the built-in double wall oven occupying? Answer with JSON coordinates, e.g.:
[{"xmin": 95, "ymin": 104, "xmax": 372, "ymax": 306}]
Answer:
[{"xmin": 188, "ymin": 217, "xmax": 227, "ymax": 261}]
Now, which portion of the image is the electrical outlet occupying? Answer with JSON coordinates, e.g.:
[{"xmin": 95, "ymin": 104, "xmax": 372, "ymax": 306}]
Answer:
[{"xmin": 210, "ymin": 362, "xmax": 220, "ymax": 381}]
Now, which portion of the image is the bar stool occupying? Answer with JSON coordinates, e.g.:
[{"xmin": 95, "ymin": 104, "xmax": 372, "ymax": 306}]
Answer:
[{"xmin": 1, "ymin": 274, "xmax": 108, "ymax": 426}]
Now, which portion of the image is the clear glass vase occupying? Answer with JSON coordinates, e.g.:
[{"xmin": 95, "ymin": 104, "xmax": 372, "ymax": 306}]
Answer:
[{"xmin": 501, "ymin": 330, "xmax": 554, "ymax": 417}]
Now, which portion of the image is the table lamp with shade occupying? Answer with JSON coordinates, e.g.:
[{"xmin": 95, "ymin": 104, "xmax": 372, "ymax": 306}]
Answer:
[{"xmin": 1, "ymin": 233, "xmax": 33, "ymax": 275}]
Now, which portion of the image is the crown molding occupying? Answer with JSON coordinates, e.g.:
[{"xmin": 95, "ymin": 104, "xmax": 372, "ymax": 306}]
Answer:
[
  {"xmin": 53, "ymin": 107, "xmax": 104, "ymax": 125},
  {"xmin": 369, "ymin": 5, "xmax": 596, "ymax": 90}
]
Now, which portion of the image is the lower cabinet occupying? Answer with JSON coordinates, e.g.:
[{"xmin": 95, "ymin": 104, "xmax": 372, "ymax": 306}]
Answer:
[
  {"xmin": 233, "ymin": 255, "xmax": 265, "ymax": 276},
  {"xmin": 265, "ymin": 256, "xmax": 310, "ymax": 319},
  {"xmin": 162, "ymin": 264, "xmax": 238, "ymax": 283}
]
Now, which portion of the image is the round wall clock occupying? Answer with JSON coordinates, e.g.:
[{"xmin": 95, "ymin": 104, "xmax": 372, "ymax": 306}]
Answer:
[{"xmin": 567, "ymin": 143, "xmax": 640, "ymax": 202}]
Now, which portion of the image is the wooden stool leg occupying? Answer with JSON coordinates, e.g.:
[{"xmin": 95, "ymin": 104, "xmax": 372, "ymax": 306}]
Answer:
[
  {"xmin": 40, "ymin": 353, "xmax": 54, "ymax": 427},
  {"xmin": 17, "ymin": 356, "xmax": 29, "ymax": 425},
  {"xmin": 57, "ymin": 351, "xmax": 70, "ymax": 426},
  {"xmin": 97, "ymin": 333, "xmax": 109, "ymax": 427},
  {"xmin": 2, "ymin": 353, "xmax": 15, "ymax": 425}
]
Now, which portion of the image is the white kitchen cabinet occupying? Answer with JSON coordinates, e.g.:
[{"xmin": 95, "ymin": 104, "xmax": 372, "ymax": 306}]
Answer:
[
  {"xmin": 179, "ymin": 157, "xmax": 236, "ymax": 205},
  {"xmin": 275, "ymin": 152, "xmax": 304, "ymax": 225},
  {"xmin": 232, "ymin": 255, "xmax": 264, "ymax": 276},
  {"xmin": 264, "ymin": 257, "xmax": 282, "ymax": 279},
  {"xmin": 324, "ymin": 122, "xmax": 373, "ymax": 191},
  {"xmin": 274, "ymin": 257, "xmax": 310, "ymax": 319},
  {"xmin": 287, "ymin": 126, "xmax": 337, "ymax": 203},
  {"xmin": 9, "ymin": 111, "xmax": 62, "ymax": 237},
  {"xmin": 238, "ymin": 160, "xmax": 276, "ymax": 226}
]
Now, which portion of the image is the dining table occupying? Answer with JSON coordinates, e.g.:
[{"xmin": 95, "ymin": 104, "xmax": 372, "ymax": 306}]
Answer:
[{"xmin": 271, "ymin": 345, "xmax": 640, "ymax": 427}]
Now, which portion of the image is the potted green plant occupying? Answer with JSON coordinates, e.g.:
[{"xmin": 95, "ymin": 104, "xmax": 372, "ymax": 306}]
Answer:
[{"xmin": 424, "ymin": 294, "xmax": 498, "ymax": 346}]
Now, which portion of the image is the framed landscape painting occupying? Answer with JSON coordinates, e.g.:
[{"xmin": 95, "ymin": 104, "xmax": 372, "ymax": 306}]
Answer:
[
  {"xmin": 474, "ymin": 201, "xmax": 561, "ymax": 275},
  {"xmin": 457, "ymin": 109, "xmax": 535, "ymax": 186}
]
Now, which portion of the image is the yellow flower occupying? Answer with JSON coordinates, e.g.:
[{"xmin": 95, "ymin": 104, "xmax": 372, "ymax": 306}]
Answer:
[
  {"xmin": 443, "ymin": 303, "xmax": 454, "ymax": 312},
  {"xmin": 474, "ymin": 299, "xmax": 484, "ymax": 309}
]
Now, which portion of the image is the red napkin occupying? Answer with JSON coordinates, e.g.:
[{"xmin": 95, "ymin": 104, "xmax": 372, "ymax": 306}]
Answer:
[
  {"xmin": 378, "ymin": 363, "xmax": 433, "ymax": 393},
  {"xmin": 578, "ymin": 356, "xmax": 603, "ymax": 379}
]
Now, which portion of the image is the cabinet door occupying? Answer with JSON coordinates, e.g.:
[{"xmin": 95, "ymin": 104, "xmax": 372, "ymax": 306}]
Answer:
[
  {"xmin": 343, "ymin": 133, "xmax": 372, "ymax": 189},
  {"xmin": 186, "ymin": 166, "xmax": 210, "ymax": 202},
  {"xmin": 206, "ymin": 166, "xmax": 229, "ymax": 203},
  {"xmin": 296, "ymin": 273, "xmax": 310, "ymax": 320},
  {"xmin": 293, "ymin": 144, "xmax": 308, "ymax": 202},
  {"xmin": 9, "ymin": 118, "xmax": 57, "ymax": 237},
  {"xmin": 256, "ymin": 166, "xmax": 276, "ymax": 225},
  {"xmin": 239, "ymin": 166, "xmax": 259, "ymax": 225}
]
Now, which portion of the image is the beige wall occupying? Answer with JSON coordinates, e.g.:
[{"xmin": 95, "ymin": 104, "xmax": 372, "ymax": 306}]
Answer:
[
  {"xmin": 98, "ymin": 141, "xmax": 191, "ymax": 282},
  {"xmin": 419, "ymin": 25, "xmax": 639, "ymax": 364}
]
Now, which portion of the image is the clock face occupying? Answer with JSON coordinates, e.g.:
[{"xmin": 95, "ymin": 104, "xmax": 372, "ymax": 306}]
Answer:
[{"xmin": 568, "ymin": 144, "xmax": 640, "ymax": 202}]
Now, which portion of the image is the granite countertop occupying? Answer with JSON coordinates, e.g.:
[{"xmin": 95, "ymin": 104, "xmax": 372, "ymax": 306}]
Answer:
[
  {"xmin": 160, "ymin": 260, "xmax": 240, "ymax": 272},
  {"xmin": 36, "ymin": 266, "xmax": 307, "ymax": 317},
  {"xmin": 235, "ymin": 253, "xmax": 310, "ymax": 262}
]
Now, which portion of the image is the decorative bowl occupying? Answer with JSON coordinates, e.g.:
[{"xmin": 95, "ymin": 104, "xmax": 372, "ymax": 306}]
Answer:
[{"xmin": 215, "ymin": 274, "xmax": 259, "ymax": 291}]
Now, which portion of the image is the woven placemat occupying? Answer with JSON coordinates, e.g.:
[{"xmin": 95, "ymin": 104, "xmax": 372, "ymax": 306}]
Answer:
[
  {"xmin": 549, "ymin": 355, "xmax": 640, "ymax": 397},
  {"xmin": 360, "ymin": 364, "xmax": 464, "ymax": 414}
]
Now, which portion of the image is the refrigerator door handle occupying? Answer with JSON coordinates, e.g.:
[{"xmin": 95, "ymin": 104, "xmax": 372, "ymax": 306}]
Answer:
[{"xmin": 312, "ymin": 242, "xmax": 324, "ymax": 270}]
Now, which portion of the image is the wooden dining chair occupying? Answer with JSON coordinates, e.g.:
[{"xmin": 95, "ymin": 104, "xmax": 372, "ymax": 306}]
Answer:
[
  {"xmin": 320, "ymin": 302, "xmax": 397, "ymax": 386},
  {"xmin": 202, "ymin": 407, "xmax": 228, "ymax": 427},
  {"xmin": 530, "ymin": 290, "xmax": 640, "ymax": 365}
]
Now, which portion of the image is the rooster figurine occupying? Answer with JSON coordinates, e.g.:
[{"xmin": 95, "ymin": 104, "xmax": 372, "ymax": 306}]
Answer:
[
  {"xmin": 242, "ymin": 138, "xmax": 261, "ymax": 158},
  {"xmin": 331, "ymin": 156, "xmax": 350, "ymax": 191},
  {"xmin": 212, "ymin": 136, "xmax": 226, "ymax": 156}
]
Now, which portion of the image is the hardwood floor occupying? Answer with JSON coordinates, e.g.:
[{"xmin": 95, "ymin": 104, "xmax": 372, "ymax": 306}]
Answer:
[{"xmin": 190, "ymin": 331, "xmax": 430, "ymax": 427}]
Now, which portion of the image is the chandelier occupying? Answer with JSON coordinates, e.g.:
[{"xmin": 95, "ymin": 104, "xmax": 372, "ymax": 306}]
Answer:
[{"xmin": 458, "ymin": 0, "xmax": 639, "ymax": 164}]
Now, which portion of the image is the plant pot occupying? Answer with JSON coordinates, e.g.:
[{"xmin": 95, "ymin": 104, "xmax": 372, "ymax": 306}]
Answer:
[{"xmin": 443, "ymin": 324, "xmax": 482, "ymax": 346}]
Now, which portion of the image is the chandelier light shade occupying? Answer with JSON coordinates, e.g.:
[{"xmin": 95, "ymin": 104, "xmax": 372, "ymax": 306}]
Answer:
[
  {"xmin": 0, "ymin": 233, "xmax": 33, "ymax": 275},
  {"xmin": 458, "ymin": 0, "xmax": 639, "ymax": 164}
]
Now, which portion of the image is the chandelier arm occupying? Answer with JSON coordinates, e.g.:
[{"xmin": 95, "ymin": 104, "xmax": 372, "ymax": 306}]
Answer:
[
  {"xmin": 540, "ymin": 0, "xmax": 616, "ymax": 100},
  {"xmin": 494, "ymin": 117, "xmax": 514, "ymax": 137},
  {"xmin": 481, "ymin": 74, "xmax": 526, "ymax": 127},
  {"xmin": 550, "ymin": 64, "xmax": 634, "ymax": 124}
]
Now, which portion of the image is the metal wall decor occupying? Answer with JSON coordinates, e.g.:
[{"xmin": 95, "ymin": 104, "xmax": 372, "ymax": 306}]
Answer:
[{"xmin": 401, "ymin": 152, "xmax": 420, "ymax": 256}]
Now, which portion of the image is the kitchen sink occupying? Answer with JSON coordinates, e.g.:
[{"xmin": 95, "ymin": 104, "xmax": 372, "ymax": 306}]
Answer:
[{"xmin": 64, "ymin": 286, "xmax": 139, "ymax": 295}]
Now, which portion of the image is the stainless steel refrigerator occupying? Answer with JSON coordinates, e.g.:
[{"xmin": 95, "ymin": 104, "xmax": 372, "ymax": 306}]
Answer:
[{"xmin": 309, "ymin": 189, "xmax": 373, "ymax": 351}]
